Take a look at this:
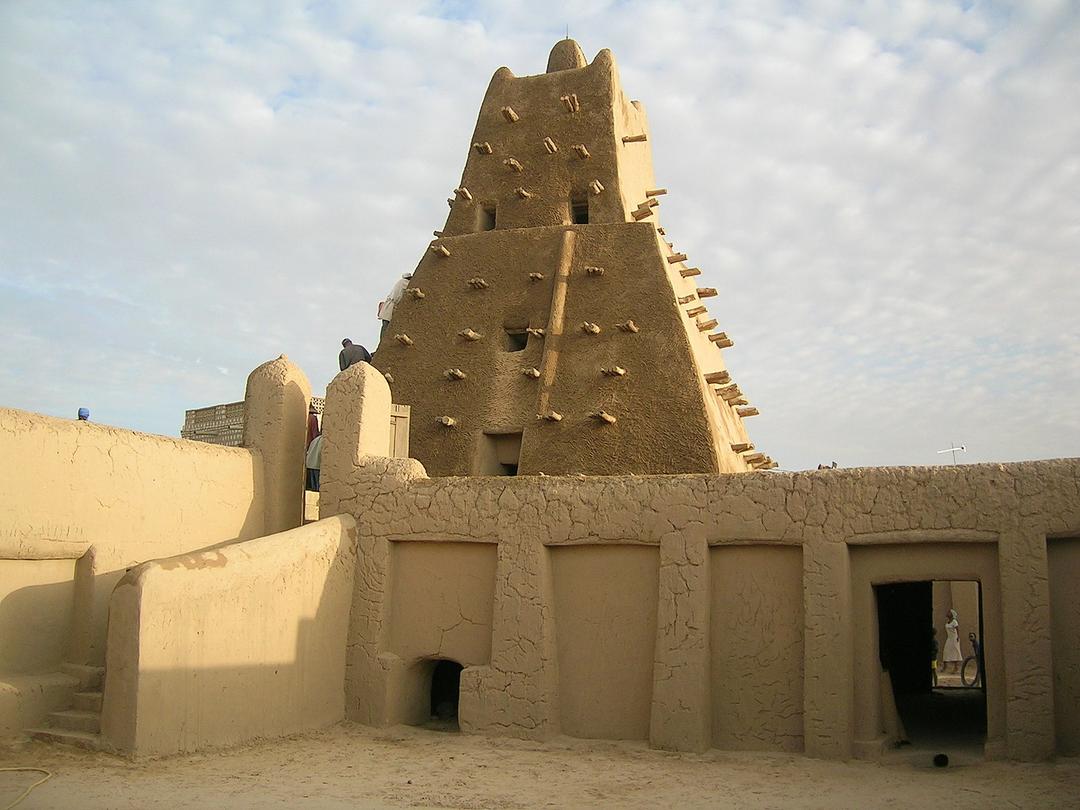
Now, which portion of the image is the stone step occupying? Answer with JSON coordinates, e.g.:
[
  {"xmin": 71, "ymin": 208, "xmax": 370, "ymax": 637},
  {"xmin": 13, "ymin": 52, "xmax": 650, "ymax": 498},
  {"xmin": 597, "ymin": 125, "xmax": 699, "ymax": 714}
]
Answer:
[
  {"xmin": 60, "ymin": 663, "xmax": 105, "ymax": 691},
  {"xmin": 27, "ymin": 727, "xmax": 102, "ymax": 751},
  {"xmin": 48, "ymin": 709, "xmax": 101, "ymax": 734},
  {"xmin": 72, "ymin": 691, "xmax": 103, "ymax": 712}
]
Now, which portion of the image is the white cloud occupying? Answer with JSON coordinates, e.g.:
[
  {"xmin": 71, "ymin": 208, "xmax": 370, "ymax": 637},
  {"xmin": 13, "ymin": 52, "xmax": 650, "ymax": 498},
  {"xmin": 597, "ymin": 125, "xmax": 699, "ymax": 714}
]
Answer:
[{"xmin": 0, "ymin": 0, "xmax": 1077, "ymax": 470}]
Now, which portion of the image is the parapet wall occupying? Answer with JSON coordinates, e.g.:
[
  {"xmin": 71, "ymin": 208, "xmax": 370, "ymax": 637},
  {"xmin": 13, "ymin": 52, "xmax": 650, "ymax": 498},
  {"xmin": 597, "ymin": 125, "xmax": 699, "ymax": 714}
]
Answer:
[
  {"xmin": 101, "ymin": 515, "xmax": 357, "ymax": 756},
  {"xmin": 0, "ymin": 356, "xmax": 311, "ymax": 739},
  {"xmin": 322, "ymin": 364, "xmax": 1080, "ymax": 762},
  {"xmin": 0, "ymin": 408, "xmax": 265, "ymax": 678}
]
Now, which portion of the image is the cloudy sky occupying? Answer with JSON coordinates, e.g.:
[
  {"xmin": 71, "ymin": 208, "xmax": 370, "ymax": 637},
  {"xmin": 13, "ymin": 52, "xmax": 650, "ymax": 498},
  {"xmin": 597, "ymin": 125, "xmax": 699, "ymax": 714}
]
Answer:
[{"xmin": 2, "ymin": 0, "xmax": 1077, "ymax": 471}]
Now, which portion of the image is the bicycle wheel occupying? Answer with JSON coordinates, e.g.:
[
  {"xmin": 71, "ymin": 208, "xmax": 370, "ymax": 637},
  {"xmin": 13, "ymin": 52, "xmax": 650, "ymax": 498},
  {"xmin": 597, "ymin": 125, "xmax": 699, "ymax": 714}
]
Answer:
[{"xmin": 961, "ymin": 655, "xmax": 979, "ymax": 686}]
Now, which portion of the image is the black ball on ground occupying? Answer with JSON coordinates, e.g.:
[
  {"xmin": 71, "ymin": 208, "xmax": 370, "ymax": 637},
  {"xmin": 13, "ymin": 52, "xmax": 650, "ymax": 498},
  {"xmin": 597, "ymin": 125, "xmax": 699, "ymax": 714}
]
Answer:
[{"xmin": 933, "ymin": 753, "xmax": 949, "ymax": 767}]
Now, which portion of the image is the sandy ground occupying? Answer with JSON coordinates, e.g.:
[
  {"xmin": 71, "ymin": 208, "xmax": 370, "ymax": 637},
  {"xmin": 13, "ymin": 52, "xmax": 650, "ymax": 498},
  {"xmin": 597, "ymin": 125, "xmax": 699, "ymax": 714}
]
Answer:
[{"xmin": 2, "ymin": 722, "xmax": 1078, "ymax": 809}]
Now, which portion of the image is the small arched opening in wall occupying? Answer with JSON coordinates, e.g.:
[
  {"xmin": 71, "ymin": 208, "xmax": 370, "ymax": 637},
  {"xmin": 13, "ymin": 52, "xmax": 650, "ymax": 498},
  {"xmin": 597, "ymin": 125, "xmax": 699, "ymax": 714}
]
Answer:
[{"xmin": 426, "ymin": 658, "xmax": 464, "ymax": 731}]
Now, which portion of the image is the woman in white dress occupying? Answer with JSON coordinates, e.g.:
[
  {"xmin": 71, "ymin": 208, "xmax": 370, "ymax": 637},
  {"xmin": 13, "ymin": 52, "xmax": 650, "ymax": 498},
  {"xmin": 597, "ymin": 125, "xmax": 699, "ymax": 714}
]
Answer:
[{"xmin": 942, "ymin": 609, "xmax": 963, "ymax": 675}]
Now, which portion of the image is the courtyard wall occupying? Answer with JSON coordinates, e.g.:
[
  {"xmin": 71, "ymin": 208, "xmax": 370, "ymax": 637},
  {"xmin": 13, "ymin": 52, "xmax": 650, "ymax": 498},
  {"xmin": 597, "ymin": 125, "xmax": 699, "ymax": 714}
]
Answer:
[
  {"xmin": 322, "ymin": 363, "xmax": 1080, "ymax": 762},
  {"xmin": 0, "ymin": 356, "xmax": 310, "ymax": 736},
  {"xmin": 101, "ymin": 515, "xmax": 357, "ymax": 755}
]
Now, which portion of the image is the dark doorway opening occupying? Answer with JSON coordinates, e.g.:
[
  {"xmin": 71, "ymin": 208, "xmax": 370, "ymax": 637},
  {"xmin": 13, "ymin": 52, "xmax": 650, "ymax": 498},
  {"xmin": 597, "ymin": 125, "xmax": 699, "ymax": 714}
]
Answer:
[
  {"xmin": 570, "ymin": 195, "xmax": 589, "ymax": 224},
  {"xmin": 875, "ymin": 581, "xmax": 986, "ymax": 754},
  {"xmin": 429, "ymin": 659, "xmax": 463, "ymax": 731},
  {"xmin": 476, "ymin": 203, "xmax": 496, "ymax": 232},
  {"xmin": 477, "ymin": 432, "xmax": 522, "ymax": 476},
  {"xmin": 504, "ymin": 328, "xmax": 528, "ymax": 352}
]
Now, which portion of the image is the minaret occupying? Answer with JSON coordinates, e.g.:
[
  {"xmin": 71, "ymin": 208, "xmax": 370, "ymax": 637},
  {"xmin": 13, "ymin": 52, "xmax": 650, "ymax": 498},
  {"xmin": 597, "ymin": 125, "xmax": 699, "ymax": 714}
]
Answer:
[{"xmin": 371, "ymin": 39, "xmax": 772, "ymax": 476}]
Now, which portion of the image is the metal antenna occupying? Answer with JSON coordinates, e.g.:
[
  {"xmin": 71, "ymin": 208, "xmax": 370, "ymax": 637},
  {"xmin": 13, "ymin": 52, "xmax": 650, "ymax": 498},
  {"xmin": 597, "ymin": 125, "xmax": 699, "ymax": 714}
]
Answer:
[{"xmin": 936, "ymin": 442, "xmax": 967, "ymax": 464}]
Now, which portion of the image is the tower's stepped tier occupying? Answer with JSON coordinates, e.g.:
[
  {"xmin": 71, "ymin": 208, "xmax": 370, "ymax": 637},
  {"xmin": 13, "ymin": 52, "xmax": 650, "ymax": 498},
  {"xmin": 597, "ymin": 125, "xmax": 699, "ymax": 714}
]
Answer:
[
  {"xmin": 372, "ymin": 223, "xmax": 753, "ymax": 476},
  {"xmin": 371, "ymin": 40, "xmax": 767, "ymax": 476}
]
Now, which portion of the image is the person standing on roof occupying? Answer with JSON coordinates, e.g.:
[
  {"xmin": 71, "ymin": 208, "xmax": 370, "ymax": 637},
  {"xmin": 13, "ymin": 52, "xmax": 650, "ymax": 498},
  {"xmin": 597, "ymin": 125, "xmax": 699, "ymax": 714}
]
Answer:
[
  {"xmin": 377, "ymin": 273, "xmax": 412, "ymax": 342},
  {"xmin": 339, "ymin": 338, "xmax": 371, "ymax": 371}
]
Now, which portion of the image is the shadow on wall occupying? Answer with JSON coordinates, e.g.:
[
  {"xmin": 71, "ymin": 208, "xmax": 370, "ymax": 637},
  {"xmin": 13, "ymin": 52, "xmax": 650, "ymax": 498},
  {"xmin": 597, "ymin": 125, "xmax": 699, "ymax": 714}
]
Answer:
[
  {"xmin": 100, "ymin": 517, "xmax": 356, "ymax": 757},
  {"xmin": 0, "ymin": 503, "xmax": 268, "ymax": 679},
  {"xmin": 0, "ymin": 563, "xmax": 75, "ymax": 676}
]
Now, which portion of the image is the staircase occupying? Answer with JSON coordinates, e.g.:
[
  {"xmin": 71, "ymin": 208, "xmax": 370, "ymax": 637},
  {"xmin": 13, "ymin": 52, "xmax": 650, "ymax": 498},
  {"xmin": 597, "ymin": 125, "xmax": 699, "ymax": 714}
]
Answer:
[{"xmin": 27, "ymin": 663, "xmax": 104, "ymax": 750}]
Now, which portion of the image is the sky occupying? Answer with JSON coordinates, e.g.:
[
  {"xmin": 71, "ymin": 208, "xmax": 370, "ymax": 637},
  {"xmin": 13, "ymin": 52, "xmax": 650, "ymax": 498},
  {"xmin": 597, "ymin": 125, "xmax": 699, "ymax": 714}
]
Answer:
[{"xmin": 1, "ymin": 0, "xmax": 1078, "ymax": 472}]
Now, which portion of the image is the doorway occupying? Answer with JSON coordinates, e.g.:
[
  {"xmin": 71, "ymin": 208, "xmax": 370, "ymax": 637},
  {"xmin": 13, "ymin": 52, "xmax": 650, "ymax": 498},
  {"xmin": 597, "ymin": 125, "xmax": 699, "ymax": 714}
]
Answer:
[
  {"xmin": 875, "ymin": 580, "xmax": 986, "ymax": 751},
  {"xmin": 428, "ymin": 659, "xmax": 463, "ymax": 731}
]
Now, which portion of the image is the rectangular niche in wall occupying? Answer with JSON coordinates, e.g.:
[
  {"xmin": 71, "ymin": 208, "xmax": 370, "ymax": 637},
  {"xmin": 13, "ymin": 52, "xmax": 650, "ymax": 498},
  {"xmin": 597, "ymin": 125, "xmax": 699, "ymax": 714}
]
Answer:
[
  {"xmin": 0, "ymin": 558, "xmax": 76, "ymax": 675},
  {"xmin": 710, "ymin": 545, "xmax": 804, "ymax": 752},
  {"xmin": 503, "ymin": 328, "xmax": 528, "ymax": 353},
  {"xmin": 551, "ymin": 544, "xmax": 660, "ymax": 740},
  {"xmin": 476, "ymin": 202, "xmax": 497, "ymax": 232},
  {"xmin": 388, "ymin": 541, "xmax": 498, "ymax": 666},
  {"xmin": 1049, "ymin": 536, "xmax": 1080, "ymax": 755},
  {"xmin": 476, "ymin": 432, "xmax": 522, "ymax": 476},
  {"xmin": 570, "ymin": 194, "xmax": 589, "ymax": 224}
]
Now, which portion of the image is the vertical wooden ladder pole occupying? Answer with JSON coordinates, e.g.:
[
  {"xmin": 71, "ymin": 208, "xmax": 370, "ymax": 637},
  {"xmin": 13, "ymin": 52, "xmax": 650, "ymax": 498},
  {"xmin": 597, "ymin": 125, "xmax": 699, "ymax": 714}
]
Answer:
[{"xmin": 537, "ymin": 229, "xmax": 576, "ymax": 414}]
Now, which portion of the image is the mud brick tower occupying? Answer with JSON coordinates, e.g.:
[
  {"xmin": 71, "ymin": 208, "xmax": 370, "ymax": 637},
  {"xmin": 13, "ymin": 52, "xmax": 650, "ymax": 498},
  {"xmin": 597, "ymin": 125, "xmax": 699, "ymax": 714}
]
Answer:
[{"xmin": 372, "ymin": 39, "xmax": 772, "ymax": 476}]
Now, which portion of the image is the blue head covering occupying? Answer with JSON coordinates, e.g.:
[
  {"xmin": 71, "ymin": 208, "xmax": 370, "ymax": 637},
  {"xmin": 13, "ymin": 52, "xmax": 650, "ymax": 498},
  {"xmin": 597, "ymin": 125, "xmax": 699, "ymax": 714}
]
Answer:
[{"xmin": 77, "ymin": 407, "xmax": 90, "ymax": 420}]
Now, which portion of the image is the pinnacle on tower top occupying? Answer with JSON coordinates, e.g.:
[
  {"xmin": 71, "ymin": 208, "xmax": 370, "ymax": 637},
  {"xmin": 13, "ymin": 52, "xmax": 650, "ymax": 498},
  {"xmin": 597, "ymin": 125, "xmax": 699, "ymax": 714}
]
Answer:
[{"xmin": 546, "ymin": 38, "xmax": 588, "ymax": 73}]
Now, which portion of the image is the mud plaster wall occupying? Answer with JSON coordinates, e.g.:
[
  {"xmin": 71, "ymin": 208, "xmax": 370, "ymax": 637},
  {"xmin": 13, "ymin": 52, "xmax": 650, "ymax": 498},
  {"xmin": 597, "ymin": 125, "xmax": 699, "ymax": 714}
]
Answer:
[
  {"xmin": 0, "ymin": 407, "xmax": 265, "ymax": 676},
  {"xmin": 551, "ymin": 545, "xmax": 660, "ymax": 739},
  {"xmin": 710, "ymin": 545, "xmax": 803, "ymax": 752},
  {"xmin": 1048, "ymin": 536, "xmax": 1080, "ymax": 755},
  {"xmin": 371, "ymin": 41, "xmax": 755, "ymax": 476},
  {"xmin": 0, "ymin": 357, "xmax": 309, "ymax": 682},
  {"xmin": 388, "ymin": 541, "xmax": 498, "ymax": 666},
  {"xmin": 324, "ymin": 365, "xmax": 1080, "ymax": 762},
  {"xmin": 374, "ymin": 225, "xmax": 740, "ymax": 476},
  {"xmin": 101, "ymin": 515, "xmax": 357, "ymax": 756},
  {"xmin": 0, "ymin": 559, "xmax": 75, "ymax": 675}
]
